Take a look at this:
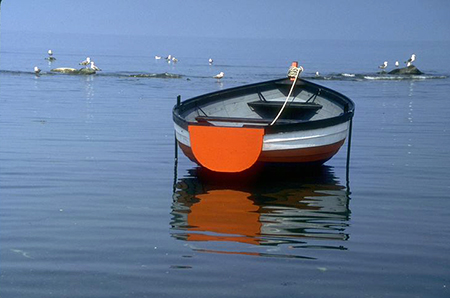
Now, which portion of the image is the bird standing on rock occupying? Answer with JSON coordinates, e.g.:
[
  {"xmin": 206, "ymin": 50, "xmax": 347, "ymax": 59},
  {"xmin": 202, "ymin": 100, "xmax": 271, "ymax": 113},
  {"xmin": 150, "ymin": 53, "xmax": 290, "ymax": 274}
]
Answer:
[
  {"xmin": 405, "ymin": 54, "xmax": 416, "ymax": 67},
  {"xmin": 378, "ymin": 61, "xmax": 388, "ymax": 70},
  {"xmin": 90, "ymin": 61, "xmax": 101, "ymax": 71},
  {"xmin": 80, "ymin": 57, "xmax": 91, "ymax": 66}
]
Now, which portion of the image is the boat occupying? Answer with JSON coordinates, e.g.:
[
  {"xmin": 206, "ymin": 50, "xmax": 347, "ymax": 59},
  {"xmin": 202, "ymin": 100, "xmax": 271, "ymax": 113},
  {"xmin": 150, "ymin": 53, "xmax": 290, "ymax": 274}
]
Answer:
[{"xmin": 173, "ymin": 63, "xmax": 355, "ymax": 173}]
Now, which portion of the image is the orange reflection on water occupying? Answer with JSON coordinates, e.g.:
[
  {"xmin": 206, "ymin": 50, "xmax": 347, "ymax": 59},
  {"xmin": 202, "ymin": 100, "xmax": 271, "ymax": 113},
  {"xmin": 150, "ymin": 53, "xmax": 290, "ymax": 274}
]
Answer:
[
  {"xmin": 172, "ymin": 166, "xmax": 351, "ymax": 253},
  {"xmin": 187, "ymin": 189, "xmax": 261, "ymax": 245}
]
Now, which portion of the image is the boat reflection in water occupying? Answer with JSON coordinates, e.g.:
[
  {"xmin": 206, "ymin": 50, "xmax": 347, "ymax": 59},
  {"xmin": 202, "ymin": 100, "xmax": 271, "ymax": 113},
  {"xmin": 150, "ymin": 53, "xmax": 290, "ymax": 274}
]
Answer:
[{"xmin": 171, "ymin": 165, "xmax": 351, "ymax": 259}]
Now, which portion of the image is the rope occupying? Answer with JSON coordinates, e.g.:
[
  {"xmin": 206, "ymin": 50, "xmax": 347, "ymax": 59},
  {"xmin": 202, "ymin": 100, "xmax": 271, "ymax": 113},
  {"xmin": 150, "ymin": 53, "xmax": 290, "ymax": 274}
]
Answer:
[{"xmin": 270, "ymin": 66, "xmax": 304, "ymax": 126}]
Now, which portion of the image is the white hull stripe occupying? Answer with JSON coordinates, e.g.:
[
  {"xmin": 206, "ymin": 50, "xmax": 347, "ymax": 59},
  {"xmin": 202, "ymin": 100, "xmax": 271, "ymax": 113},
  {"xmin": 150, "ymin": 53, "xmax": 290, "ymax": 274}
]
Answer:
[
  {"xmin": 263, "ymin": 122, "xmax": 349, "ymax": 151},
  {"xmin": 174, "ymin": 123, "xmax": 191, "ymax": 147},
  {"xmin": 174, "ymin": 121, "xmax": 349, "ymax": 152}
]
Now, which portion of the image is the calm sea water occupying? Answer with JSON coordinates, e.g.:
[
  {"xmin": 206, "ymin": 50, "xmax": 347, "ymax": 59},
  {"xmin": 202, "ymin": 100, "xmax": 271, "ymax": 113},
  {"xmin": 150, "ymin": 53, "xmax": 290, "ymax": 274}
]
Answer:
[{"xmin": 1, "ymin": 32, "xmax": 450, "ymax": 298}]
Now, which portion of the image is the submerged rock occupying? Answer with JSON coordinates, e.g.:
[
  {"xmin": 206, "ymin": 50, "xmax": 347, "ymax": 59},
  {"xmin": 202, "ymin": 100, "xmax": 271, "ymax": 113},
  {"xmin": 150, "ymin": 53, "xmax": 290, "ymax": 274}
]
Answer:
[
  {"xmin": 78, "ymin": 68, "xmax": 96, "ymax": 75},
  {"xmin": 129, "ymin": 72, "xmax": 182, "ymax": 78},
  {"xmin": 388, "ymin": 65, "xmax": 423, "ymax": 75},
  {"xmin": 51, "ymin": 67, "xmax": 96, "ymax": 75},
  {"xmin": 51, "ymin": 67, "xmax": 77, "ymax": 73}
]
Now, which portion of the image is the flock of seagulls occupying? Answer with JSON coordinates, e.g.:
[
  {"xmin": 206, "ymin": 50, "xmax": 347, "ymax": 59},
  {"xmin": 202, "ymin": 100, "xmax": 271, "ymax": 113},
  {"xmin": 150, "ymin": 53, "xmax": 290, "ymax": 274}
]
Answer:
[
  {"xmin": 34, "ymin": 50, "xmax": 102, "ymax": 75},
  {"xmin": 78, "ymin": 56, "xmax": 101, "ymax": 70},
  {"xmin": 154, "ymin": 54, "xmax": 223, "ymax": 79},
  {"xmin": 378, "ymin": 53, "xmax": 416, "ymax": 71},
  {"xmin": 155, "ymin": 54, "xmax": 179, "ymax": 63},
  {"xmin": 35, "ymin": 50, "xmax": 223, "ymax": 79},
  {"xmin": 34, "ymin": 50, "xmax": 417, "ymax": 79}
]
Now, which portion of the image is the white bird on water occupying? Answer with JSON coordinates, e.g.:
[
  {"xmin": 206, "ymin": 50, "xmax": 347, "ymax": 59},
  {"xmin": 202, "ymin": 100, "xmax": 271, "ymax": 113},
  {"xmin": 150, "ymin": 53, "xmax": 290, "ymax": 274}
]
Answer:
[
  {"xmin": 213, "ymin": 72, "xmax": 224, "ymax": 79},
  {"xmin": 395, "ymin": 61, "xmax": 399, "ymax": 67},
  {"xmin": 46, "ymin": 49, "xmax": 56, "ymax": 61},
  {"xmin": 155, "ymin": 55, "xmax": 162, "ymax": 60},
  {"xmin": 34, "ymin": 66, "xmax": 41, "ymax": 74},
  {"xmin": 209, "ymin": 58, "xmax": 213, "ymax": 65},
  {"xmin": 79, "ymin": 57, "xmax": 91, "ymax": 65},
  {"xmin": 90, "ymin": 61, "xmax": 101, "ymax": 71},
  {"xmin": 405, "ymin": 54, "xmax": 416, "ymax": 67},
  {"xmin": 378, "ymin": 61, "xmax": 388, "ymax": 70}
]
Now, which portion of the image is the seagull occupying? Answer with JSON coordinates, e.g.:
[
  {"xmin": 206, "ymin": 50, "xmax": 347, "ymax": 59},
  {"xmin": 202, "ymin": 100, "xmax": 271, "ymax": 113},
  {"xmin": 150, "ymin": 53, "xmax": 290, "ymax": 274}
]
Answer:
[
  {"xmin": 34, "ymin": 66, "xmax": 41, "ymax": 74},
  {"xmin": 395, "ymin": 61, "xmax": 399, "ymax": 67},
  {"xmin": 172, "ymin": 57, "xmax": 178, "ymax": 63},
  {"xmin": 90, "ymin": 61, "xmax": 101, "ymax": 71},
  {"xmin": 405, "ymin": 54, "xmax": 416, "ymax": 67},
  {"xmin": 46, "ymin": 49, "xmax": 56, "ymax": 61},
  {"xmin": 155, "ymin": 55, "xmax": 162, "ymax": 60},
  {"xmin": 315, "ymin": 71, "xmax": 320, "ymax": 77},
  {"xmin": 209, "ymin": 58, "xmax": 213, "ymax": 65},
  {"xmin": 79, "ymin": 57, "xmax": 91, "ymax": 65},
  {"xmin": 213, "ymin": 71, "xmax": 224, "ymax": 79},
  {"xmin": 378, "ymin": 61, "xmax": 388, "ymax": 70}
]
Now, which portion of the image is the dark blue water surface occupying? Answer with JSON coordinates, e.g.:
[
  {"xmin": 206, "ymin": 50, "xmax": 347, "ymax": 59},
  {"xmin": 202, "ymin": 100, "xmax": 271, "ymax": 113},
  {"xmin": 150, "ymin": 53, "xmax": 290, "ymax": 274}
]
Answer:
[{"xmin": 1, "ymin": 32, "xmax": 449, "ymax": 298}]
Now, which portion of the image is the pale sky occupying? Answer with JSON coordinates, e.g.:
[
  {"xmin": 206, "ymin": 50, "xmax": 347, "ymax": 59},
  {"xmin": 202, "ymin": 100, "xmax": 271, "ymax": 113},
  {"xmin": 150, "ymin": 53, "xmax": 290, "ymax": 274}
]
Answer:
[{"xmin": 1, "ymin": 0, "xmax": 450, "ymax": 41}]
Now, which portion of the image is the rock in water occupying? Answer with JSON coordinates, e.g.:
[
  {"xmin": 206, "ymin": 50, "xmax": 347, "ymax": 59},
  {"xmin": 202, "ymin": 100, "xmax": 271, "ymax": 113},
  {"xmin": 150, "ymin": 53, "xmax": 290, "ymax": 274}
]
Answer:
[
  {"xmin": 388, "ymin": 65, "xmax": 423, "ymax": 75},
  {"xmin": 51, "ymin": 67, "xmax": 78, "ymax": 74},
  {"xmin": 51, "ymin": 67, "xmax": 96, "ymax": 75},
  {"xmin": 78, "ymin": 68, "xmax": 96, "ymax": 75}
]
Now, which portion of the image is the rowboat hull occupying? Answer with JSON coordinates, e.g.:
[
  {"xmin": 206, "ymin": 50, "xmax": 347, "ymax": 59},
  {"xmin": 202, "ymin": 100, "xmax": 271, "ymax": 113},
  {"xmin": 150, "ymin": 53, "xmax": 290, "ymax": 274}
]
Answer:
[
  {"xmin": 175, "ymin": 121, "xmax": 349, "ymax": 165},
  {"xmin": 173, "ymin": 77, "xmax": 355, "ymax": 173}
]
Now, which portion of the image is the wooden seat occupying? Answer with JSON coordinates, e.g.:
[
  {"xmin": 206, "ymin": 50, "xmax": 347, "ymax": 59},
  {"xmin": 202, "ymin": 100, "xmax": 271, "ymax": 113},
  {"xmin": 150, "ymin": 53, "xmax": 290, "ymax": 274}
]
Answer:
[
  {"xmin": 194, "ymin": 101, "xmax": 320, "ymax": 125},
  {"xmin": 247, "ymin": 101, "xmax": 322, "ymax": 111},
  {"xmin": 195, "ymin": 115, "xmax": 299, "ymax": 125}
]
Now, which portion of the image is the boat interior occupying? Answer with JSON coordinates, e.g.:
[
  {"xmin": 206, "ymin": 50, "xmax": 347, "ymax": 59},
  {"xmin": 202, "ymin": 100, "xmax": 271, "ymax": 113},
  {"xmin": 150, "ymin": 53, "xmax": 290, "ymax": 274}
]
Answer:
[{"xmin": 183, "ymin": 80, "xmax": 346, "ymax": 127}]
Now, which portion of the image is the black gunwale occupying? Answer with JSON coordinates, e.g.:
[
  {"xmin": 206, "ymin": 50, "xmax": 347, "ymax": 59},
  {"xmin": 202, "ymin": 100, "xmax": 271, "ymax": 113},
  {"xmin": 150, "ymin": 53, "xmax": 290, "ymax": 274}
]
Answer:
[{"xmin": 172, "ymin": 78, "xmax": 355, "ymax": 134}]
